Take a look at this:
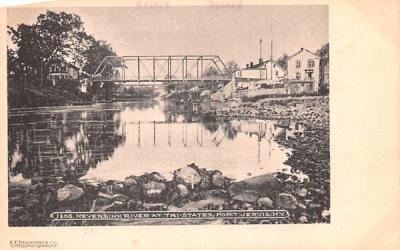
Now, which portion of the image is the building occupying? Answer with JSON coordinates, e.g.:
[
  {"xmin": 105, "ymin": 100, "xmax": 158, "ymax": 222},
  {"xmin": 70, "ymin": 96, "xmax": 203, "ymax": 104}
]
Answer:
[
  {"xmin": 323, "ymin": 62, "xmax": 329, "ymax": 85},
  {"xmin": 234, "ymin": 59, "xmax": 285, "ymax": 82},
  {"xmin": 287, "ymin": 48, "xmax": 320, "ymax": 93},
  {"xmin": 47, "ymin": 62, "xmax": 79, "ymax": 86}
]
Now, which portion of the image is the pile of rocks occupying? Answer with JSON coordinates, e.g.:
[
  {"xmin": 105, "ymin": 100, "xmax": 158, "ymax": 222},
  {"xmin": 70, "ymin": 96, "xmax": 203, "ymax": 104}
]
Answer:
[
  {"xmin": 214, "ymin": 96, "xmax": 329, "ymax": 129},
  {"xmin": 8, "ymin": 159, "xmax": 330, "ymax": 226}
]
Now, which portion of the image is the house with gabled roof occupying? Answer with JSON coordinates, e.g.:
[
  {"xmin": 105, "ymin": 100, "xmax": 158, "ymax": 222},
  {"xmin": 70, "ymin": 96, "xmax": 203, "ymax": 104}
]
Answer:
[
  {"xmin": 234, "ymin": 59, "xmax": 285, "ymax": 82},
  {"xmin": 287, "ymin": 48, "xmax": 321, "ymax": 93}
]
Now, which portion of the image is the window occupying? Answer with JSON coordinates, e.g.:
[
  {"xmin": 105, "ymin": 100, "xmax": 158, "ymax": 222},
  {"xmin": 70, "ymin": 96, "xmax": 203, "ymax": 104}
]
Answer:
[
  {"xmin": 296, "ymin": 72, "xmax": 301, "ymax": 80},
  {"xmin": 276, "ymin": 71, "xmax": 278, "ymax": 76},
  {"xmin": 307, "ymin": 59, "xmax": 315, "ymax": 68},
  {"xmin": 296, "ymin": 60, "xmax": 301, "ymax": 68}
]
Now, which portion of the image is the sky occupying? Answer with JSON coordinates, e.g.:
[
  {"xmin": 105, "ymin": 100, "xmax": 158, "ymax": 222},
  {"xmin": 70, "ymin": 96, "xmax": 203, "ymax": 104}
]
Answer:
[{"xmin": 7, "ymin": 5, "xmax": 328, "ymax": 67}]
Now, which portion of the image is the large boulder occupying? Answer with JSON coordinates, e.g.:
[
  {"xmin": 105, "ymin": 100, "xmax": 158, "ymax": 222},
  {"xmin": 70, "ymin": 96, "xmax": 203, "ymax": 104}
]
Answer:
[
  {"xmin": 210, "ymin": 170, "xmax": 225, "ymax": 188},
  {"xmin": 124, "ymin": 177, "xmax": 142, "ymax": 199},
  {"xmin": 257, "ymin": 197, "xmax": 274, "ymax": 208},
  {"xmin": 124, "ymin": 176, "xmax": 138, "ymax": 187},
  {"xmin": 142, "ymin": 181, "xmax": 167, "ymax": 202},
  {"xmin": 57, "ymin": 184, "xmax": 84, "ymax": 203},
  {"xmin": 175, "ymin": 165, "xmax": 202, "ymax": 187},
  {"xmin": 275, "ymin": 193, "xmax": 298, "ymax": 210},
  {"xmin": 80, "ymin": 179, "xmax": 101, "ymax": 199},
  {"xmin": 228, "ymin": 173, "xmax": 278, "ymax": 200},
  {"xmin": 148, "ymin": 172, "xmax": 164, "ymax": 182},
  {"xmin": 177, "ymin": 184, "xmax": 189, "ymax": 198}
]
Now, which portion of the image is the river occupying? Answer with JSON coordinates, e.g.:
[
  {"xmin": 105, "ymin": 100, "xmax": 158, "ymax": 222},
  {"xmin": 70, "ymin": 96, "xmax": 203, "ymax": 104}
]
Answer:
[{"xmin": 8, "ymin": 98, "xmax": 302, "ymax": 184}]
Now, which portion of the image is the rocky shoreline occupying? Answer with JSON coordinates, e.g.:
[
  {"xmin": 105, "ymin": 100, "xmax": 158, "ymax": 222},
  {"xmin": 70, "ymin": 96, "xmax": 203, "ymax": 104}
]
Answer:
[
  {"xmin": 213, "ymin": 95, "xmax": 330, "ymax": 224},
  {"xmin": 9, "ymin": 163, "xmax": 311, "ymax": 226},
  {"xmin": 215, "ymin": 96, "xmax": 329, "ymax": 129}
]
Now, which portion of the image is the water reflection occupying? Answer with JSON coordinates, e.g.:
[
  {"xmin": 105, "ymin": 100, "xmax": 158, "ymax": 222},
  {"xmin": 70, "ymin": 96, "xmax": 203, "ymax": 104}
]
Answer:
[
  {"xmin": 8, "ymin": 106, "xmax": 125, "ymax": 182},
  {"xmin": 8, "ymin": 100, "xmax": 305, "ymax": 183}
]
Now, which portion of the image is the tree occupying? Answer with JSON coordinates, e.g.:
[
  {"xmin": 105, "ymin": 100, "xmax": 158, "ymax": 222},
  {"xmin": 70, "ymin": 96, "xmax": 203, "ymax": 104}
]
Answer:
[
  {"xmin": 276, "ymin": 53, "xmax": 289, "ymax": 69},
  {"xmin": 317, "ymin": 43, "xmax": 329, "ymax": 94},
  {"xmin": 7, "ymin": 48, "xmax": 19, "ymax": 79},
  {"xmin": 203, "ymin": 66, "xmax": 219, "ymax": 77},
  {"xmin": 8, "ymin": 10, "xmax": 92, "ymax": 86},
  {"xmin": 317, "ymin": 43, "xmax": 329, "ymax": 62},
  {"xmin": 82, "ymin": 38, "xmax": 117, "ymax": 74},
  {"xmin": 225, "ymin": 60, "xmax": 240, "ymax": 75}
]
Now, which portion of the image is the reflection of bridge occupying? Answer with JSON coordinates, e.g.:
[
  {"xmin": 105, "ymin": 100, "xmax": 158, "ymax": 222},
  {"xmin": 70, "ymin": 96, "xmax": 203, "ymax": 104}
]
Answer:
[{"xmin": 92, "ymin": 55, "xmax": 232, "ymax": 85}]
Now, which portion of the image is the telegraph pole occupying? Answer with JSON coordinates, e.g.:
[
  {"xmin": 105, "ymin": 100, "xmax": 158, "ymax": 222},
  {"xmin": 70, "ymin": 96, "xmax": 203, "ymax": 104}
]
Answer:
[
  {"xmin": 270, "ymin": 24, "xmax": 273, "ymax": 81},
  {"xmin": 270, "ymin": 39, "xmax": 273, "ymax": 81},
  {"xmin": 259, "ymin": 39, "xmax": 262, "ymax": 79}
]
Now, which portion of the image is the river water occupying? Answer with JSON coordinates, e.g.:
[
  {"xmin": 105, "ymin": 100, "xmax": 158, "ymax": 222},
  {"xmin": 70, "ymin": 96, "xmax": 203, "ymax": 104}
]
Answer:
[{"xmin": 8, "ymin": 99, "xmax": 302, "ymax": 183}]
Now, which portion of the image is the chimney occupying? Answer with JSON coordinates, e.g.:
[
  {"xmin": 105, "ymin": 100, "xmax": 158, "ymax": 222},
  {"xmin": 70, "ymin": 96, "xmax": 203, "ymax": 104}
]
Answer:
[
  {"xmin": 301, "ymin": 48, "xmax": 304, "ymax": 51},
  {"xmin": 250, "ymin": 62, "xmax": 253, "ymax": 67},
  {"xmin": 259, "ymin": 58, "xmax": 263, "ymax": 64},
  {"xmin": 246, "ymin": 63, "xmax": 249, "ymax": 69}
]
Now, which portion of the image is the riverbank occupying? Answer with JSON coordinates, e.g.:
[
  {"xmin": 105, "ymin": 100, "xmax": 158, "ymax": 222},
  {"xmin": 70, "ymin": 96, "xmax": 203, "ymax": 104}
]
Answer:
[
  {"xmin": 215, "ymin": 95, "xmax": 329, "ymax": 128},
  {"xmin": 8, "ymin": 82, "xmax": 159, "ymax": 108},
  {"xmin": 8, "ymin": 82, "xmax": 90, "ymax": 108},
  {"xmin": 213, "ymin": 95, "xmax": 330, "ymax": 223}
]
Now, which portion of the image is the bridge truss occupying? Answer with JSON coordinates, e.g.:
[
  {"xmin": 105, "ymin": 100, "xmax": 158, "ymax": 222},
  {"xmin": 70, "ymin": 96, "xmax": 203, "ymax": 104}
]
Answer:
[{"xmin": 92, "ymin": 55, "xmax": 231, "ymax": 85}]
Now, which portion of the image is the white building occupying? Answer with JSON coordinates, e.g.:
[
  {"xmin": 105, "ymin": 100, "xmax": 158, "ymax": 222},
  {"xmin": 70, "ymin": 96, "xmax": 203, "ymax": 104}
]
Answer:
[
  {"xmin": 287, "ymin": 48, "xmax": 320, "ymax": 92},
  {"xmin": 234, "ymin": 59, "xmax": 285, "ymax": 82}
]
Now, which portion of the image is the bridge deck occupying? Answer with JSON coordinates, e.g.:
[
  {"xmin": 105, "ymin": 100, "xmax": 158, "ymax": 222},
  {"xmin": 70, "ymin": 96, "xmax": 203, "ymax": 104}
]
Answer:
[{"xmin": 91, "ymin": 79, "xmax": 232, "ymax": 84}]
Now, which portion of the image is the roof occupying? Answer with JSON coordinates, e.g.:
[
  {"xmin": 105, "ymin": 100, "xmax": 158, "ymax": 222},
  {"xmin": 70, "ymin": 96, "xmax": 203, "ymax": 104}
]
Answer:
[
  {"xmin": 245, "ymin": 59, "xmax": 284, "ymax": 71},
  {"xmin": 288, "ymin": 48, "xmax": 319, "ymax": 59},
  {"xmin": 51, "ymin": 61, "xmax": 80, "ymax": 70}
]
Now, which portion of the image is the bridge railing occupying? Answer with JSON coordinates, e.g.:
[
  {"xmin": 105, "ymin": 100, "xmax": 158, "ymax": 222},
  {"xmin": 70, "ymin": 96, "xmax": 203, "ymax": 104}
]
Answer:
[{"xmin": 92, "ymin": 55, "xmax": 232, "ymax": 83}]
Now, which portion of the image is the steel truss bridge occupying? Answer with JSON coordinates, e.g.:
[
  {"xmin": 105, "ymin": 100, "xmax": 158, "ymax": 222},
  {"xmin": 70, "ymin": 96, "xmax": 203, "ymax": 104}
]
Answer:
[{"xmin": 92, "ymin": 55, "xmax": 232, "ymax": 86}]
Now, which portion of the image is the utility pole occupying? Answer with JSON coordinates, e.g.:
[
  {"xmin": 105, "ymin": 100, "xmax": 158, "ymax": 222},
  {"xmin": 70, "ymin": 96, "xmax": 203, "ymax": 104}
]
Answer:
[
  {"xmin": 270, "ymin": 39, "xmax": 273, "ymax": 81},
  {"xmin": 270, "ymin": 24, "xmax": 273, "ymax": 81},
  {"xmin": 259, "ymin": 39, "xmax": 263, "ymax": 79}
]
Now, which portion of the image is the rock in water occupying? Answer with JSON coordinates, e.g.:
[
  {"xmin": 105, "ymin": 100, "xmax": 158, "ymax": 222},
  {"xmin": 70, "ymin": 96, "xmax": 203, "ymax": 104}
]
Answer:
[
  {"xmin": 175, "ymin": 165, "xmax": 202, "ymax": 188},
  {"xmin": 257, "ymin": 197, "xmax": 274, "ymax": 208},
  {"xmin": 276, "ymin": 193, "xmax": 298, "ymax": 209},
  {"xmin": 142, "ymin": 181, "xmax": 167, "ymax": 202},
  {"xmin": 211, "ymin": 171, "xmax": 225, "ymax": 188},
  {"xmin": 57, "ymin": 184, "xmax": 84, "ymax": 202},
  {"xmin": 177, "ymin": 184, "xmax": 189, "ymax": 198},
  {"xmin": 228, "ymin": 173, "xmax": 278, "ymax": 200}
]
